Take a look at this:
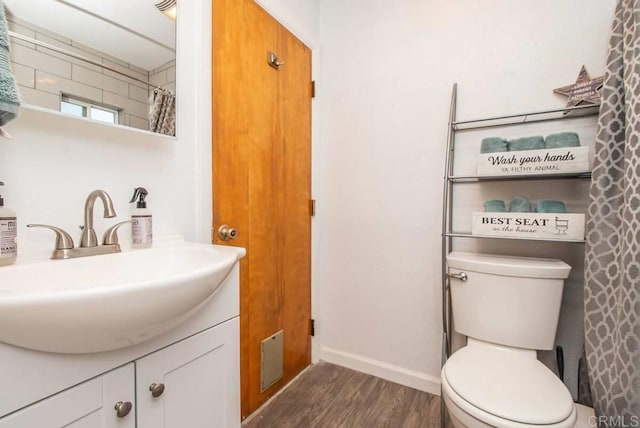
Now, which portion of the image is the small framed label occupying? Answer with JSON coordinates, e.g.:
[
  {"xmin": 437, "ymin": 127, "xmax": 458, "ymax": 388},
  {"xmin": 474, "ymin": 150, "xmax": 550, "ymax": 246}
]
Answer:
[
  {"xmin": 471, "ymin": 212, "xmax": 585, "ymax": 240},
  {"xmin": 477, "ymin": 146, "xmax": 589, "ymax": 176}
]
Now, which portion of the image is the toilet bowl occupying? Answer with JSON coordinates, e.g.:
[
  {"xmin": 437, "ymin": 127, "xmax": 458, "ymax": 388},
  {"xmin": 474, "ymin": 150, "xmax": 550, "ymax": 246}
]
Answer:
[
  {"xmin": 441, "ymin": 339, "xmax": 576, "ymax": 428},
  {"xmin": 443, "ymin": 252, "xmax": 576, "ymax": 428}
]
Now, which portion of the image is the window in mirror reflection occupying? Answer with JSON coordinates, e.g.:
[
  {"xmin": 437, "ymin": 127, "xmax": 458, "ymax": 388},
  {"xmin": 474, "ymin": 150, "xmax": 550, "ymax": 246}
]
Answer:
[
  {"xmin": 90, "ymin": 107, "xmax": 117, "ymax": 124},
  {"xmin": 60, "ymin": 100, "xmax": 85, "ymax": 118},
  {"xmin": 61, "ymin": 95, "xmax": 121, "ymax": 125}
]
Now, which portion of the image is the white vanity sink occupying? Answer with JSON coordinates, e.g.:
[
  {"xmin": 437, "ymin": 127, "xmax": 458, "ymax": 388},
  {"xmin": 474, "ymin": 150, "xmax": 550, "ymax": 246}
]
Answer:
[{"xmin": 0, "ymin": 242, "xmax": 245, "ymax": 353}]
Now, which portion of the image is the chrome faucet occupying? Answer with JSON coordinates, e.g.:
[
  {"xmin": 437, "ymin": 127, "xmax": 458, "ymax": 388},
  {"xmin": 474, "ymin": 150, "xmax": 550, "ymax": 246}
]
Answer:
[
  {"xmin": 80, "ymin": 190, "xmax": 116, "ymax": 247},
  {"xmin": 28, "ymin": 190, "xmax": 131, "ymax": 260}
]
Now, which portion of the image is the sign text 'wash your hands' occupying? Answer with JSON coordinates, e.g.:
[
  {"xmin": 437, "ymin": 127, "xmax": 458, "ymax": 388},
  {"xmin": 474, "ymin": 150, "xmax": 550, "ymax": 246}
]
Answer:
[{"xmin": 477, "ymin": 146, "xmax": 589, "ymax": 176}]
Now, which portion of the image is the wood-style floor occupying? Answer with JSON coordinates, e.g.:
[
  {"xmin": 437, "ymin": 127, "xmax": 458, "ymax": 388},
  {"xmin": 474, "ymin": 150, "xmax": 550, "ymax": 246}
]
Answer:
[{"xmin": 243, "ymin": 361, "xmax": 445, "ymax": 428}]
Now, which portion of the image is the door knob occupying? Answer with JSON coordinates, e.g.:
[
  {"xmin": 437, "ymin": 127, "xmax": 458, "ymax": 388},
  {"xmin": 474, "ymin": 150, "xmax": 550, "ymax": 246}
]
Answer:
[
  {"xmin": 114, "ymin": 401, "xmax": 132, "ymax": 418},
  {"xmin": 149, "ymin": 382, "xmax": 165, "ymax": 398},
  {"xmin": 218, "ymin": 225, "xmax": 238, "ymax": 241}
]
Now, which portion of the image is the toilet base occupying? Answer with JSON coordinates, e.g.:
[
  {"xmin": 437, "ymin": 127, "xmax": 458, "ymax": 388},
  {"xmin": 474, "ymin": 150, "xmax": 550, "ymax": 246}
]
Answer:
[
  {"xmin": 574, "ymin": 404, "xmax": 595, "ymax": 428},
  {"xmin": 444, "ymin": 398, "xmax": 593, "ymax": 428}
]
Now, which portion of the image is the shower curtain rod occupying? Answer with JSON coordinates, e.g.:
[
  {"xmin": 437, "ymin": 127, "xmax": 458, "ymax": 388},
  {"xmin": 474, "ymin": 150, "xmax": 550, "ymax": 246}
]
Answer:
[{"xmin": 8, "ymin": 31, "xmax": 162, "ymax": 89}]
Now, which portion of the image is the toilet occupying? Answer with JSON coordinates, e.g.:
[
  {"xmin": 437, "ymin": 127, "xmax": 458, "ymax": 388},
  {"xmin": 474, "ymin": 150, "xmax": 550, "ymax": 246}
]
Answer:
[{"xmin": 442, "ymin": 252, "xmax": 577, "ymax": 428}]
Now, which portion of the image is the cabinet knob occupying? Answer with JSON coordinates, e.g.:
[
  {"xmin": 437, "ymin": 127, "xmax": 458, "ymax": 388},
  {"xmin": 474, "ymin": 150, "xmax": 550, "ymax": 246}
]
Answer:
[
  {"xmin": 149, "ymin": 382, "xmax": 165, "ymax": 398},
  {"xmin": 448, "ymin": 272, "xmax": 468, "ymax": 282},
  {"xmin": 114, "ymin": 401, "xmax": 132, "ymax": 418}
]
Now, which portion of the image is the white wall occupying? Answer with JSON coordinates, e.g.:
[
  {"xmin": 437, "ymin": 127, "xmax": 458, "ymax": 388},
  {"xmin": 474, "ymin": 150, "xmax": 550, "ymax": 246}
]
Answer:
[
  {"xmin": 316, "ymin": 0, "xmax": 616, "ymax": 395},
  {"xmin": 0, "ymin": 0, "xmax": 212, "ymax": 257}
]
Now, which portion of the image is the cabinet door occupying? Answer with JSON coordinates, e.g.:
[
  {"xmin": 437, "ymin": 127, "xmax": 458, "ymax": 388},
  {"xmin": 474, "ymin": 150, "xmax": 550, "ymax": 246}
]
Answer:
[
  {"xmin": 0, "ymin": 363, "xmax": 135, "ymax": 428},
  {"xmin": 136, "ymin": 318, "xmax": 240, "ymax": 428}
]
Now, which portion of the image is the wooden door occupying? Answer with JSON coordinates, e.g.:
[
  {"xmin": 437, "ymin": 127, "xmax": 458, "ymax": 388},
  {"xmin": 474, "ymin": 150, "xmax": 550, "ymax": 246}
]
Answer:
[
  {"xmin": 136, "ymin": 319, "xmax": 240, "ymax": 428},
  {"xmin": 212, "ymin": 0, "xmax": 312, "ymax": 419}
]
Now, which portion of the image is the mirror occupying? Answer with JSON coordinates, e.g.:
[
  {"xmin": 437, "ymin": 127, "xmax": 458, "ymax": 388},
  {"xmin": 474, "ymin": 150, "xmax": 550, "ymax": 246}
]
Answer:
[{"xmin": 3, "ymin": 0, "xmax": 177, "ymax": 136}]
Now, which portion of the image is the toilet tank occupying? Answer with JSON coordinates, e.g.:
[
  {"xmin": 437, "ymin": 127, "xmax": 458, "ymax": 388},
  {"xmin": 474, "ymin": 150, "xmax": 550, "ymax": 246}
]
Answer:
[{"xmin": 446, "ymin": 252, "xmax": 571, "ymax": 351}]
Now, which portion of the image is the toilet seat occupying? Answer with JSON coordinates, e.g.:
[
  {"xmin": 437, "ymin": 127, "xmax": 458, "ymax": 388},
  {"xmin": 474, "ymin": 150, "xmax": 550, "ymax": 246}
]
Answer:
[
  {"xmin": 442, "ymin": 375, "xmax": 577, "ymax": 428},
  {"xmin": 442, "ymin": 341, "xmax": 576, "ymax": 427}
]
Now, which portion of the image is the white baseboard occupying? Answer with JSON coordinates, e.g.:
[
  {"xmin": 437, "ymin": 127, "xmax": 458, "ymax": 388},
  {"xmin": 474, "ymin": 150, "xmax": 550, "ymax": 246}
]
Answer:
[{"xmin": 319, "ymin": 346, "xmax": 441, "ymax": 396}]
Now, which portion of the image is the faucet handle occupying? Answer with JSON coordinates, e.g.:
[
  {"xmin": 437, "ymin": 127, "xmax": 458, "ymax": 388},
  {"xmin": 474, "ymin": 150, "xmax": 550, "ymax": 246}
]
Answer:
[
  {"xmin": 27, "ymin": 224, "xmax": 75, "ymax": 250},
  {"xmin": 102, "ymin": 220, "xmax": 133, "ymax": 245}
]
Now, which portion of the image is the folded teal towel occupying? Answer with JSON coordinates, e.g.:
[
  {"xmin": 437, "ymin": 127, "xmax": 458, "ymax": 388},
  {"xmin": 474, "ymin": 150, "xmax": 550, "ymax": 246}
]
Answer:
[
  {"xmin": 508, "ymin": 136, "xmax": 544, "ymax": 151},
  {"xmin": 484, "ymin": 200, "xmax": 506, "ymax": 212},
  {"xmin": 480, "ymin": 137, "xmax": 508, "ymax": 153},
  {"xmin": 0, "ymin": 6, "xmax": 8, "ymax": 51},
  {"xmin": 536, "ymin": 200, "xmax": 567, "ymax": 213},
  {"xmin": 509, "ymin": 196, "xmax": 531, "ymax": 212},
  {"xmin": 0, "ymin": 3, "xmax": 20, "ymax": 126},
  {"xmin": 545, "ymin": 132, "xmax": 580, "ymax": 148}
]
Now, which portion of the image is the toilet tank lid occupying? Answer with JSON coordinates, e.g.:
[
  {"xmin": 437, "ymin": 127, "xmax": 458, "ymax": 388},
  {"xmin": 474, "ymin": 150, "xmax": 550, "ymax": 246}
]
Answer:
[{"xmin": 446, "ymin": 252, "xmax": 571, "ymax": 279}]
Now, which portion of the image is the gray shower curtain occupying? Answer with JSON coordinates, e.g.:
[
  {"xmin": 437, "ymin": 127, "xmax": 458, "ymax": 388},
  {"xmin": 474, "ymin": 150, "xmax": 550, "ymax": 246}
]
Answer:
[
  {"xmin": 149, "ymin": 88, "xmax": 176, "ymax": 136},
  {"xmin": 584, "ymin": 0, "xmax": 640, "ymax": 421}
]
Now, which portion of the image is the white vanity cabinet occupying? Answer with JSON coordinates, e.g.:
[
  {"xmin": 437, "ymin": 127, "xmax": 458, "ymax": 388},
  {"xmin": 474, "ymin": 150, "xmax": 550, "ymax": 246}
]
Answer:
[
  {"xmin": 0, "ymin": 256, "xmax": 242, "ymax": 428},
  {"xmin": 136, "ymin": 318, "xmax": 240, "ymax": 428},
  {"xmin": 0, "ymin": 319, "xmax": 239, "ymax": 428},
  {"xmin": 0, "ymin": 364, "xmax": 136, "ymax": 428}
]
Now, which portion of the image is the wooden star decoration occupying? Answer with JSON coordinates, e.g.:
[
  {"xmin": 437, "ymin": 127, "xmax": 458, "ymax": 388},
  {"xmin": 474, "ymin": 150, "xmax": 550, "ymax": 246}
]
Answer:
[{"xmin": 553, "ymin": 65, "xmax": 604, "ymax": 107}]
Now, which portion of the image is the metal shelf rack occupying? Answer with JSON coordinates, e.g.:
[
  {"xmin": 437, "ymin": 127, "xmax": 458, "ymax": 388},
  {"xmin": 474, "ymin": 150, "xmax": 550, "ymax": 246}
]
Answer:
[
  {"xmin": 449, "ymin": 172, "xmax": 591, "ymax": 183},
  {"xmin": 443, "ymin": 232, "xmax": 586, "ymax": 243},
  {"xmin": 439, "ymin": 84, "xmax": 599, "ymax": 427}
]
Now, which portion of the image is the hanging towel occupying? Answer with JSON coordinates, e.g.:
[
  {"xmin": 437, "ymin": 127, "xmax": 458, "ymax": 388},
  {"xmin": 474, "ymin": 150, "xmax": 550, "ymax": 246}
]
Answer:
[
  {"xmin": 509, "ymin": 196, "xmax": 531, "ymax": 212},
  {"xmin": 545, "ymin": 132, "xmax": 580, "ymax": 148},
  {"xmin": 508, "ymin": 136, "xmax": 544, "ymax": 151},
  {"xmin": 0, "ymin": 1, "xmax": 20, "ymax": 127},
  {"xmin": 149, "ymin": 88, "xmax": 176, "ymax": 136},
  {"xmin": 480, "ymin": 137, "xmax": 508, "ymax": 153}
]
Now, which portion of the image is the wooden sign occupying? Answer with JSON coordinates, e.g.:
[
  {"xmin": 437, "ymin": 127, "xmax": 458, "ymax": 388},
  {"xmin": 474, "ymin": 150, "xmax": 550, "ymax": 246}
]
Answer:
[
  {"xmin": 553, "ymin": 65, "xmax": 604, "ymax": 107},
  {"xmin": 471, "ymin": 212, "xmax": 585, "ymax": 241},
  {"xmin": 477, "ymin": 146, "xmax": 589, "ymax": 176}
]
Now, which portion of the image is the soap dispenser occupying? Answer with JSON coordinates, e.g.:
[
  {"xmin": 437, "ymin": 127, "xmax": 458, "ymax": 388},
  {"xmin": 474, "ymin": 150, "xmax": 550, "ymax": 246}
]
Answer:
[
  {"xmin": 129, "ymin": 187, "xmax": 152, "ymax": 249},
  {"xmin": 0, "ymin": 181, "xmax": 17, "ymax": 265}
]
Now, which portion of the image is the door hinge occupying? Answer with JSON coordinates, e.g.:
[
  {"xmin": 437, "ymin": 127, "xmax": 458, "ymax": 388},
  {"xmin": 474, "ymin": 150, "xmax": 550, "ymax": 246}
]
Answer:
[
  {"xmin": 311, "ymin": 80, "xmax": 316, "ymax": 98},
  {"xmin": 309, "ymin": 199, "xmax": 316, "ymax": 217},
  {"xmin": 310, "ymin": 319, "xmax": 315, "ymax": 336}
]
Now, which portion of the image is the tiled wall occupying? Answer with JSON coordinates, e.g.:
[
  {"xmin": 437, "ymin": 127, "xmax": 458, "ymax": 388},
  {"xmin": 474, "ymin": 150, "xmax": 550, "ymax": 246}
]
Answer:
[
  {"xmin": 150, "ymin": 60, "xmax": 176, "ymax": 95},
  {"xmin": 7, "ymin": 16, "xmax": 174, "ymax": 132}
]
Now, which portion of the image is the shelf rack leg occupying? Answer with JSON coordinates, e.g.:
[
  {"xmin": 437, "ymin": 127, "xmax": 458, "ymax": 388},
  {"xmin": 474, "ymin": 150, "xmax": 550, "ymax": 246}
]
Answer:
[{"xmin": 440, "ymin": 82, "xmax": 457, "ymax": 428}]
